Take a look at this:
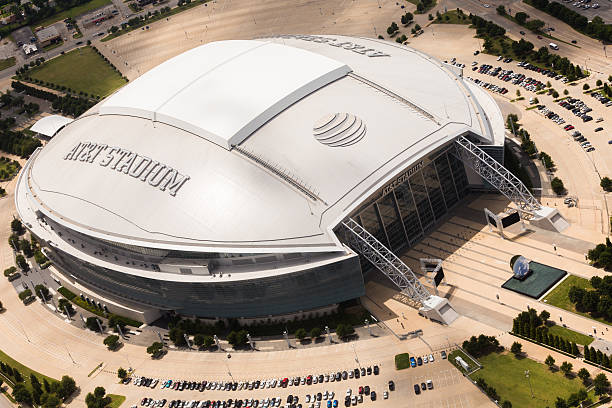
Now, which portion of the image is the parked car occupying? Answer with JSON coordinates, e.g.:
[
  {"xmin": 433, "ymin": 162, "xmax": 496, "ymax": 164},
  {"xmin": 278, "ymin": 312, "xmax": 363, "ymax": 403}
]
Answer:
[{"xmin": 413, "ymin": 384, "xmax": 421, "ymax": 395}]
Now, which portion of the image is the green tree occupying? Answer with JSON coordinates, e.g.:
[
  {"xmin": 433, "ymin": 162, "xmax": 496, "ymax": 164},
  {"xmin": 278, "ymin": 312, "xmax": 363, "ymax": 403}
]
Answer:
[
  {"xmin": 583, "ymin": 83, "xmax": 590, "ymax": 90},
  {"xmin": 19, "ymin": 239, "xmax": 33, "ymax": 257},
  {"xmin": 85, "ymin": 386, "xmax": 111, "ymax": 408},
  {"xmin": 86, "ymin": 317, "xmax": 102, "ymax": 332},
  {"xmin": 103, "ymin": 334, "xmax": 120, "ymax": 350},
  {"xmin": 168, "ymin": 327, "xmax": 186, "ymax": 347},
  {"xmin": 15, "ymin": 254, "xmax": 28, "ymax": 270},
  {"xmin": 335, "ymin": 323, "xmax": 354, "ymax": 338},
  {"xmin": 560, "ymin": 361, "xmax": 573, "ymax": 376},
  {"xmin": 13, "ymin": 369, "xmax": 22, "ymax": 382},
  {"xmin": 597, "ymin": 79, "xmax": 603, "ymax": 86},
  {"xmin": 295, "ymin": 328, "xmax": 307, "ymax": 340},
  {"xmin": 601, "ymin": 177, "xmax": 612, "ymax": 192},
  {"xmin": 577, "ymin": 367, "xmax": 590, "ymax": 384},
  {"xmin": 108, "ymin": 314, "xmax": 126, "ymax": 333},
  {"xmin": 545, "ymin": 355, "xmax": 555, "ymax": 370},
  {"xmin": 193, "ymin": 333, "xmax": 206, "ymax": 348},
  {"xmin": 555, "ymin": 397, "xmax": 568, "ymax": 408},
  {"xmin": 117, "ymin": 367, "xmax": 127, "ymax": 379},
  {"xmin": 34, "ymin": 284, "xmax": 49, "ymax": 300},
  {"xmin": 539, "ymin": 310, "xmax": 550, "ymax": 322},
  {"xmin": 41, "ymin": 393, "xmax": 61, "ymax": 408},
  {"xmin": 12, "ymin": 383, "xmax": 32, "ymax": 404},
  {"xmin": 11, "ymin": 218, "xmax": 23, "ymax": 234},
  {"xmin": 515, "ymin": 12, "xmax": 529, "ymax": 24},
  {"xmin": 551, "ymin": 177, "xmax": 565, "ymax": 195},
  {"xmin": 147, "ymin": 342, "xmax": 164, "ymax": 358},
  {"xmin": 564, "ymin": 89, "xmax": 569, "ymax": 95},
  {"xmin": 510, "ymin": 341, "xmax": 522, "ymax": 355},
  {"xmin": 593, "ymin": 373, "xmax": 610, "ymax": 396},
  {"xmin": 496, "ymin": 5, "xmax": 506, "ymax": 15},
  {"xmin": 310, "ymin": 327, "xmax": 322, "ymax": 339},
  {"xmin": 501, "ymin": 401, "xmax": 512, "ymax": 408},
  {"xmin": 58, "ymin": 375, "xmax": 76, "ymax": 400}
]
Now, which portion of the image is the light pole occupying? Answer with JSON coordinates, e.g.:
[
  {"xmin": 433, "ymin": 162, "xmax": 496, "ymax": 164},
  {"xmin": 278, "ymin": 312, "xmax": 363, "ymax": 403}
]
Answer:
[
  {"xmin": 352, "ymin": 344, "xmax": 361, "ymax": 369},
  {"xmin": 525, "ymin": 370, "xmax": 534, "ymax": 398},
  {"xmin": 183, "ymin": 333, "xmax": 192, "ymax": 350},
  {"xmin": 283, "ymin": 330, "xmax": 291, "ymax": 348},
  {"xmin": 325, "ymin": 326, "xmax": 332, "ymax": 343},
  {"xmin": 247, "ymin": 333, "xmax": 254, "ymax": 350},
  {"xmin": 214, "ymin": 334, "xmax": 221, "ymax": 351},
  {"xmin": 365, "ymin": 319, "xmax": 372, "ymax": 336}
]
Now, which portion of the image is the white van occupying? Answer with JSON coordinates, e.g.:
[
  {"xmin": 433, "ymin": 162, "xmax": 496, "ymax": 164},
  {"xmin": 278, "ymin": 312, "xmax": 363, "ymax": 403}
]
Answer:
[{"xmin": 549, "ymin": 42, "xmax": 559, "ymax": 50}]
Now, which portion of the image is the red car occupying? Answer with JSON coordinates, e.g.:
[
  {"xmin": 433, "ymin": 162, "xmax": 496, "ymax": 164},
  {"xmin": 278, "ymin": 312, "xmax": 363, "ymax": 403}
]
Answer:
[
  {"xmin": 359, "ymin": 386, "xmax": 364, "ymax": 394},
  {"xmin": 565, "ymin": 125, "xmax": 574, "ymax": 131}
]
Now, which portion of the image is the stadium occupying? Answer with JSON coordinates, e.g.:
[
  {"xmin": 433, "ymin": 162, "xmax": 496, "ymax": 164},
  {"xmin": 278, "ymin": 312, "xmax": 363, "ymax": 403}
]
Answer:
[{"xmin": 16, "ymin": 35, "xmax": 559, "ymax": 324}]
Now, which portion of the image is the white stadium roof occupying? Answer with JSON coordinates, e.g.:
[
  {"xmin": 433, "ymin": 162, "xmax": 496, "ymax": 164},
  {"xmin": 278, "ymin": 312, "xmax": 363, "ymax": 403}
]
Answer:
[
  {"xmin": 20, "ymin": 35, "xmax": 504, "ymax": 253},
  {"xmin": 30, "ymin": 115, "xmax": 73, "ymax": 137}
]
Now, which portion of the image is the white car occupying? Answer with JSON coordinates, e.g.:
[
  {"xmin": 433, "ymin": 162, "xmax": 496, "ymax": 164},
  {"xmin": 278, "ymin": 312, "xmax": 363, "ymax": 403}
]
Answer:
[
  {"xmin": 329, "ymin": 391, "xmax": 335, "ymax": 399},
  {"xmin": 383, "ymin": 391, "xmax": 388, "ymax": 399},
  {"xmin": 306, "ymin": 395, "xmax": 311, "ymax": 403},
  {"xmin": 429, "ymin": 353, "xmax": 435, "ymax": 362},
  {"xmin": 346, "ymin": 388, "xmax": 352, "ymax": 397},
  {"xmin": 423, "ymin": 355, "xmax": 429, "ymax": 363}
]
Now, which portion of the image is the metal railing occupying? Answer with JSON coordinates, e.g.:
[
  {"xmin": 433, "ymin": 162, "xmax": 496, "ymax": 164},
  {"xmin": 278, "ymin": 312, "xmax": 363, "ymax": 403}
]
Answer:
[
  {"xmin": 342, "ymin": 218, "xmax": 431, "ymax": 304},
  {"xmin": 454, "ymin": 136, "xmax": 541, "ymax": 214}
]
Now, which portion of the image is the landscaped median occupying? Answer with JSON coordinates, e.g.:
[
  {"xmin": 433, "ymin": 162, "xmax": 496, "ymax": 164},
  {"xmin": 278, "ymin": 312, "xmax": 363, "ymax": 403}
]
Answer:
[
  {"xmin": 394, "ymin": 353, "xmax": 410, "ymax": 370},
  {"xmin": 57, "ymin": 286, "xmax": 142, "ymax": 328}
]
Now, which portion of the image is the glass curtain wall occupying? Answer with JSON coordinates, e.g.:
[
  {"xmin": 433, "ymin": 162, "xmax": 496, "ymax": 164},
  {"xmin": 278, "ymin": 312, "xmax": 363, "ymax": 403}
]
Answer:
[{"xmin": 355, "ymin": 147, "xmax": 468, "ymax": 252}]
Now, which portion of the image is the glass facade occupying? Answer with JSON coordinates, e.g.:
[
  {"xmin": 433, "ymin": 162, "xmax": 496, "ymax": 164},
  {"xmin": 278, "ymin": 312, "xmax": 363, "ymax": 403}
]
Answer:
[
  {"xmin": 47, "ymin": 246, "xmax": 365, "ymax": 318},
  {"xmin": 353, "ymin": 147, "xmax": 468, "ymax": 253}
]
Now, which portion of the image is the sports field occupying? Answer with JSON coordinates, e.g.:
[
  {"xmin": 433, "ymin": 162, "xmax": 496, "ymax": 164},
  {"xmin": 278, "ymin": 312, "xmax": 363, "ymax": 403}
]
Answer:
[
  {"xmin": 471, "ymin": 352, "xmax": 586, "ymax": 408},
  {"xmin": 27, "ymin": 46, "xmax": 127, "ymax": 97}
]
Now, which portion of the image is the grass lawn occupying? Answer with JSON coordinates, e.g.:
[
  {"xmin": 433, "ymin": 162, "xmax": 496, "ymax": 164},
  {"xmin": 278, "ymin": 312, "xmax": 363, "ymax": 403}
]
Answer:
[
  {"xmin": 547, "ymin": 324, "xmax": 594, "ymax": 346},
  {"xmin": 108, "ymin": 394, "xmax": 126, "ymax": 408},
  {"xmin": 36, "ymin": 0, "xmax": 112, "ymax": 28},
  {"xmin": 0, "ymin": 348, "xmax": 59, "ymax": 393},
  {"xmin": 43, "ymin": 40, "xmax": 64, "ymax": 52},
  {"xmin": 0, "ymin": 157, "xmax": 20, "ymax": 180},
  {"xmin": 27, "ymin": 46, "xmax": 126, "ymax": 97},
  {"xmin": 471, "ymin": 352, "xmax": 586, "ymax": 408},
  {"xmin": 395, "ymin": 353, "xmax": 410, "ymax": 370},
  {"xmin": 448, "ymin": 349, "xmax": 477, "ymax": 373},
  {"xmin": 0, "ymin": 57, "xmax": 16, "ymax": 71},
  {"xmin": 432, "ymin": 10, "xmax": 471, "ymax": 25},
  {"xmin": 542, "ymin": 275, "xmax": 612, "ymax": 325}
]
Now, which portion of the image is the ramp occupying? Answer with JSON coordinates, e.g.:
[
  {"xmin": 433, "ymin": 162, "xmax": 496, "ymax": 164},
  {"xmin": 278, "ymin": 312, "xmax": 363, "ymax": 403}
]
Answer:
[{"xmin": 342, "ymin": 218, "xmax": 458, "ymax": 325}]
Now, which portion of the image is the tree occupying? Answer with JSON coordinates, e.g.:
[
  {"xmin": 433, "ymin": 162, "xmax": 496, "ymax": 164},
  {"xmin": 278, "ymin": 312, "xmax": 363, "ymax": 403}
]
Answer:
[
  {"xmin": 86, "ymin": 317, "xmax": 102, "ymax": 332},
  {"xmin": 583, "ymin": 83, "xmax": 590, "ymax": 90},
  {"xmin": 515, "ymin": 12, "xmax": 529, "ymax": 24},
  {"xmin": 34, "ymin": 284, "xmax": 49, "ymax": 300},
  {"xmin": 58, "ymin": 375, "xmax": 76, "ymax": 400},
  {"xmin": 593, "ymin": 373, "xmax": 610, "ymax": 396},
  {"xmin": 510, "ymin": 341, "xmax": 522, "ymax": 355},
  {"xmin": 560, "ymin": 361, "xmax": 573, "ymax": 376},
  {"xmin": 19, "ymin": 239, "xmax": 33, "ymax": 257},
  {"xmin": 227, "ymin": 330, "xmax": 248, "ymax": 347},
  {"xmin": 496, "ymin": 5, "xmax": 506, "ymax": 15},
  {"xmin": 539, "ymin": 310, "xmax": 550, "ymax": 322},
  {"xmin": 335, "ymin": 323, "xmax": 354, "ymax": 338},
  {"xmin": 117, "ymin": 367, "xmax": 127, "ymax": 379},
  {"xmin": 41, "ymin": 393, "xmax": 61, "ymax": 408},
  {"xmin": 601, "ymin": 177, "xmax": 612, "ymax": 192},
  {"xmin": 168, "ymin": 327, "xmax": 186, "ymax": 347},
  {"xmin": 578, "ymin": 368, "xmax": 590, "ymax": 384},
  {"xmin": 11, "ymin": 218, "xmax": 23, "ymax": 234},
  {"xmin": 571, "ymin": 342, "xmax": 579, "ymax": 356},
  {"xmin": 414, "ymin": 24, "xmax": 421, "ymax": 31},
  {"xmin": 85, "ymin": 386, "xmax": 111, "ymax": 408},
  {"xmin": 551, "ymin": 177, "xmax": 565, "ymax": 195},
  {"xmin": 108, "ymin": 314, "xmax": 126, "ymax": 333},
  {"xmin": 58, "ymin": 298, "xmax": 74, "ymax": 316},
  {"xmin": 564, "ymin": 89, "xmax": 569, "ymax": 95},
  {"xmin": 15, "ymin": 254, "xmax": 28, "ymax": 271},
  {"xmin": 597, "ymin": 79, "xmax": 603, "ymax": 86},
  {"xmin": 147, "ymin": 342, "xmax": 164, "ymax": 358},
  {"xmin": 545, "ymin": 355, "xmax": 555, "ymax": 369},
  {"xmin": 501, "ymin": 401, "xmax": 512, "ymax": 408},
  {"xmin": 193, "ymin": 333, "xmax": 206, "ymax": 347},
  {"xmin": 103, "ymin": 334, "xmax": 120, "ymax": 350},
  {"xmin": 12, "ymin": 383, "xmax": 32, "ymax": 404},
  {"xmin": 295, "ymin": 328, "xmax": 307, "ymax": 340},
  {"xmin": 310, "ymin": 327, "xmax": 322, "ymax": 339},
  {"xmin": 516, "ymin": 89, "xmax": 521, "ymax": 97}
]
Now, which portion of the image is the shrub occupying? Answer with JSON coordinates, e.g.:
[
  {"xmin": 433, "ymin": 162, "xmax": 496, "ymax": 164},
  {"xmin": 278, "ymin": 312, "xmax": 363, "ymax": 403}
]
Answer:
[{"xmin": 18, "ymin": 289, "xmax": 32, "ymax": 300}]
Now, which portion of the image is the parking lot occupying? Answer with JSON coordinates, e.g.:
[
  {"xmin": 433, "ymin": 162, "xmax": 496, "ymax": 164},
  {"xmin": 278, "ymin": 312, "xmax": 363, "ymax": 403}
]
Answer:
[{"xmin": 121, "ymin": 350, "xmax": 484, "ymax": 408}]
